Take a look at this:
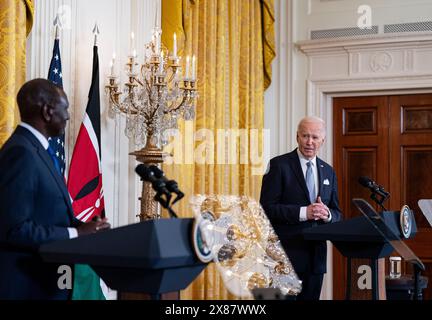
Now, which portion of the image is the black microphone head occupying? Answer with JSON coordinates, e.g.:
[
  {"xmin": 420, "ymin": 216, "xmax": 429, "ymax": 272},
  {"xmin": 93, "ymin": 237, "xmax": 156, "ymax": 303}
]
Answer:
[
  {"xmin": 149, "ymin": 165, "xmax": 164, "ymax": 179},
  {"xmin": 135, "ymin": 164, "xmax": 154, "ymax": 181},
  {"xmin": 135, "ymin": 164, "xmax": 147, "ymax": 177},
  {"xmin": 358, "ymin": 176, "xmax": 373, "ymax": 187}
]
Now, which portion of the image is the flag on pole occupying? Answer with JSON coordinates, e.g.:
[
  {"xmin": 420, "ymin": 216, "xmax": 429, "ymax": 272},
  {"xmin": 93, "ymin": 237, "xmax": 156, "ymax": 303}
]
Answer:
[
  {"xmin": 67, "ymin": 45, "xmax": 104, "ymax": 222},
  {"xmin": 47, "ymin": 38, "xmax": 66, "ymax": 175},
  {"xmin": 67, "ymin": 44, "xmax": 108, "ymax": 300}
]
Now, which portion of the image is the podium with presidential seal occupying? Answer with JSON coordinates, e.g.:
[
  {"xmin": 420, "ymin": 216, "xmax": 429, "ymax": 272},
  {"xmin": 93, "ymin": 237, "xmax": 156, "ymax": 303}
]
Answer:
[
  {"xmin": 303, "ymin": 198, "xmax": 425, "ymax": 300},
  {"xmin": 40, "ymin": 218, "xmax": 208, "ymax": 297}
]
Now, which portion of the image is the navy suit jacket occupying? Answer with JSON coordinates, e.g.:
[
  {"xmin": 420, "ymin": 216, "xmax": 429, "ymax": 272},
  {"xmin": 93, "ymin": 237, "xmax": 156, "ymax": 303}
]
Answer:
[
  {"xmin": 260, "ymin": 149, "xmax": 342, "ymax": 274},
  {"xmin": 0, "ymin": 126, "xmax": 78, "ymax": 299}
]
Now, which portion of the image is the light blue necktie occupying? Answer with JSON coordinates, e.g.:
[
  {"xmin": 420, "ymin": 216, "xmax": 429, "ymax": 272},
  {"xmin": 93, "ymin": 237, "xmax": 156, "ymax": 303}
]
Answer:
[{"xmin": 306, "ymin": 161, "xmax": 316, "ymax": 203}]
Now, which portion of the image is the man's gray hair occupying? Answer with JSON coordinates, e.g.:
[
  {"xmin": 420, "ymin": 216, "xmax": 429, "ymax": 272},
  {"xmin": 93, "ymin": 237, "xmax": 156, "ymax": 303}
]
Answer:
[{"xmin": 297, "ymin": 116, "xmax": 326, "ymax": 136}]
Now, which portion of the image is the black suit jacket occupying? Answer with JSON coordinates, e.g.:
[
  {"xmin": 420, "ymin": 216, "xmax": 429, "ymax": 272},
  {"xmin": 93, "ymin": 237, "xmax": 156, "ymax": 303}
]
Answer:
[
  {"xmin": 260, "ymin": 149, "xmax": 342, "ymax": 274},
  {"xmin": 0, "ymin": 126, "xmax": 79, "ymax": 299}
]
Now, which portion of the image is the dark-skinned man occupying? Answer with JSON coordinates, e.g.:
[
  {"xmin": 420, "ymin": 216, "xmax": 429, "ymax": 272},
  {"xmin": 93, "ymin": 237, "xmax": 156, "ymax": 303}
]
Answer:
[{"xmin": 0, "ymin": 79, "xmax": 110, "ymax": 300}]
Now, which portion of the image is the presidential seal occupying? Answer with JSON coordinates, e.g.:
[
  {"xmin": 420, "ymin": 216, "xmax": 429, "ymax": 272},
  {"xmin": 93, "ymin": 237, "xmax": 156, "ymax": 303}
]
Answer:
[
  {"xmin": 400, "ymin": 205, "xmax": 412, "ymax": 239},
  {"xmin": 192, "ymin": 211, "xmax": 215, "ymax": 263}
]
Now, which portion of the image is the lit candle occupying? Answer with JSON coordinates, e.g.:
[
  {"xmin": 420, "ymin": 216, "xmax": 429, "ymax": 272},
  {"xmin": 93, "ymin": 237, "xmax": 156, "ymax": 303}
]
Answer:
[
  {"xmin": 159, "ymin": 51, "xmax": 164, "ymax": 74},
  {"xmin": 131, "ymin": 49, "xmax": 137, "ymax": 74},
  {"xmin": 191, "ymin": 55, "xmax": 196, "ymax": 80},
  {"xmin": 185, "ymin": 56, "xmax": 190, "ymax": 79},
  {"xmin": 130, "ymin": 32, "xmax": 135, "ymax": 56},
  {"xmin": 173, "ymin": 33, "xmax": 177, "ymax": 58},
  {"xmin": 154, "ymin": 1, "xmax": 158, "ymax": 29},
  {"xmin": 110, "ymin": 52, "xmax": 116, "ymax": 76},
  {"xmin": 109, "ymin": 60, "xmax": 114, "ymax": 76},
  {"xmin": 156, "ymin": 34, "xmax": 160, "ymax": 55}
]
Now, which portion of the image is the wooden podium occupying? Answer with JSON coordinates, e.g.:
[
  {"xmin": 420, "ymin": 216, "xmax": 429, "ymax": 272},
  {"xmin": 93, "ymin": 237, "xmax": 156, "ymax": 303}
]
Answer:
[{"xmin": 303, "ymin": 198, "xmax": 423, "ymax": 300}]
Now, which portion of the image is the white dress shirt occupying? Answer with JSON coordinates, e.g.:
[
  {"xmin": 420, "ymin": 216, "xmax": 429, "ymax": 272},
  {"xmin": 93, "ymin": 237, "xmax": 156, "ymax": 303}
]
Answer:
[{"xmin": 20, "ymin": 123, "xmax": 78, "ymax": 239}]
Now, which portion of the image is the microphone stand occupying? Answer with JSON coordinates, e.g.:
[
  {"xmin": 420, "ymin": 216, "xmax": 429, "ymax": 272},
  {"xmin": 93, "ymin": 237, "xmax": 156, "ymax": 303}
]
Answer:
[
  {"xmin": 154, "ymin": 191, "xmax": 178, "ymax": 218},
  {"xmin": 167, "ymin": 207, "xmax": 178, "ymax": 219},
  {"xmin": 413, "ymin": 263, "xmax": 423, "ymax": 300},
  {"xmin": 370, "ymin": 192, "xmax": 388, "ymax": 212}
]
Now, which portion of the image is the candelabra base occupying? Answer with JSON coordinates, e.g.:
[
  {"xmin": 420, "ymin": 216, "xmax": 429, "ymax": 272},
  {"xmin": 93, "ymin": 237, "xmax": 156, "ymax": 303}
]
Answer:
[{"xmin": 130, "ymin": 144, "xmax": 170, "ymax": 221}]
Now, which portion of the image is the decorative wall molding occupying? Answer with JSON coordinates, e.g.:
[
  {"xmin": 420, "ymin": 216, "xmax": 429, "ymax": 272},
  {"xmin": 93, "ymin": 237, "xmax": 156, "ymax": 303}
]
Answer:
[
  {"xmin": 298, "ymin": 32, "xmax": 432, "ymax": 82},
  {"xmin": 297, "ymin": 32, "xmax": 432, "ymax": 53},
  {"xmin": 264, "ymin": 0, "xmax": 294, "ymax": 157}
]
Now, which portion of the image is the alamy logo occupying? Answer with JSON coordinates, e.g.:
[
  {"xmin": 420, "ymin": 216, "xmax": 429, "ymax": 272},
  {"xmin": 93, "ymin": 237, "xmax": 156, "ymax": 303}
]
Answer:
[
  {"xmin": 357, "ymin": 5, "xmax": 372, "ymax": 30},
  {"xmin": 357, "ymin": 265, "xmax": 372, "ymax": 290},
  {"xmin": 57, "ymin": 265, "xmax": 72, "ymax": 290},
  {"xmin": 162, "ymin": 125, "xmax": 270, "ymax": 176}
]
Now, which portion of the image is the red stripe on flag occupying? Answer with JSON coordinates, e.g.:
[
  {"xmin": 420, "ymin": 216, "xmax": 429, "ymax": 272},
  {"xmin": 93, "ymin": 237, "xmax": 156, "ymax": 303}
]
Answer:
[{"xmin": 67, "ymin": 120, "xmax": 104, "ymax": 221}]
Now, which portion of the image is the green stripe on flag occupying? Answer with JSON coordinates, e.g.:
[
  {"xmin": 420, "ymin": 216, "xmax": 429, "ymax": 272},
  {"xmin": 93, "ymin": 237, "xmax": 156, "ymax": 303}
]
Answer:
[{"xmin": 72, "ymin": 264, "xmax": 106, "ymax": 300}]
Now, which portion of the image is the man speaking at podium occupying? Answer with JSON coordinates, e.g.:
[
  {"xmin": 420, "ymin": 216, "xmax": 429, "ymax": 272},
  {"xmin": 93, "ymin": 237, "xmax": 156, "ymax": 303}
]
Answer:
[
  {"xmin": 0, "ymin": 79, "xmax": 110, "ymax": 300},
  {"xmin": 260, "ymin": 116, "xmax": 342, "ymax": 300}
]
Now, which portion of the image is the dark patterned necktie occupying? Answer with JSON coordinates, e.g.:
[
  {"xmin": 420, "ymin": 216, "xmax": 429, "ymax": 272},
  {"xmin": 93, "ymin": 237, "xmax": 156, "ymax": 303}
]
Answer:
[{"xmin": 47, "ymin": 146, "xmax": 62, "ymax": 175}]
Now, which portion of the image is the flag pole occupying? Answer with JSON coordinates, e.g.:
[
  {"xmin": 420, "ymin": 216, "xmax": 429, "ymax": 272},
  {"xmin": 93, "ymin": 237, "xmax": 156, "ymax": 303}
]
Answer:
[
  {"xmin": 53, "ymin": 14, "xmax": 61, "ymax": 40},
  {"xmin": 93, "ymin": 22, "xmax": 100, "ymax": 46}
]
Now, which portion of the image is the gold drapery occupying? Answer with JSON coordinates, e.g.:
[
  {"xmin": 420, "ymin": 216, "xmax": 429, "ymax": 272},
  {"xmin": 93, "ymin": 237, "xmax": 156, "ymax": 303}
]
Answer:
[
  {"xmin": 261, "ymin": 0, "xmax": 275, "ymax": 90},
  {"xmin": 0, "ymin": 0, "xmax": 34, "ymax": 147},
  {"xmin": 162, "ymin": 0, "xmax": 275, "ymax": 299}
]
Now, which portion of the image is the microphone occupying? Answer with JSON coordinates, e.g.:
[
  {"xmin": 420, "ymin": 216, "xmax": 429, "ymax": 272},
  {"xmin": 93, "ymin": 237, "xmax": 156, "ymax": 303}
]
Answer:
[
  {"xmin": 358, "ymin": 176, "xmax": 390, "ymax": 198},
  {"xmin": 149, "ymin": 165, "xmax": 185, "ymax": 205},
  {"xmin": 135, "ymin": 164, "xmax": 172, "ymax": 208}
]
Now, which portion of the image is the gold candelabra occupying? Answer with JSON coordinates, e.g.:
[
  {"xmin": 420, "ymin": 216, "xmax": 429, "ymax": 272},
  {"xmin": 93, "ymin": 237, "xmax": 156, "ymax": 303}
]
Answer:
[{"xmin": 105, "ymin": 27, "xmax": 198, "ymax": 221}]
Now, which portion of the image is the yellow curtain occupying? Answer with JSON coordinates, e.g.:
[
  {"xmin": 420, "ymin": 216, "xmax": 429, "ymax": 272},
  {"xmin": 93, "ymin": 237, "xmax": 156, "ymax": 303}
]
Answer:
[
  {"xmin": 162, "ymin": 0, "xmax": 275, "ymax": 299},
  {"xmin": 261, "ymin": 0, "xmax": 275, "ymax": 90},
  {"xmin": 0, "ymin": 0, "xmax": 34, "ymax": 147}
]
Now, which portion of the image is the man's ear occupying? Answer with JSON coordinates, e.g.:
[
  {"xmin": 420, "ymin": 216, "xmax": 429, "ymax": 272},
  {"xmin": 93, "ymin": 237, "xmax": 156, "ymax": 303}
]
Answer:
[{"xmin": 41, "ymin": 104, "xmax": 53, "ymax": 122}]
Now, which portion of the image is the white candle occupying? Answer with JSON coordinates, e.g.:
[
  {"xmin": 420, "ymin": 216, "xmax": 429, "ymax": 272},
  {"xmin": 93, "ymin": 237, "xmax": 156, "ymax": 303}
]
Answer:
[
  {"xmin": 154, "ymin": 1, "xmax": 159, "ymax": 29},
  {"xmin": 173, "ymin": 33, "xmax": 177, "ymax": 58},
  {"xmin": 109, "ymin": 60, "xmax": 114, "ymax": 76},
  {"xmin": 192, "ymin": 55, "xmax": 196, "ymax": 80},
  {"xmin": 156, "ymin": 34, "xmax": 160, "ymax": 55},
  {"xmin": 159, "ymin": 51, "xmax": 164, "ymax": 74},
  {"xmin": 185, "ymin": 56, "xmax": 190, "ymax": 79},
  {"xmin": 130, "ymin": 32, "xmax": 135, "ymax": 56},
  {"xmin": 110, "ymin": 52, "xmax": 116, "ymax": 76}
]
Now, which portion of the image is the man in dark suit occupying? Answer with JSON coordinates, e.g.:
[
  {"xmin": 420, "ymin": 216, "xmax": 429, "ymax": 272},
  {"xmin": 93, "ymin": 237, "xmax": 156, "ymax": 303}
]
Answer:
[
  {"xmin": 0, "ymin": 79, "xmax": 110, "ymax": 300},
  {"xmin": 260, "ymin": 116, "xmax": 342, "ymax": 300}
]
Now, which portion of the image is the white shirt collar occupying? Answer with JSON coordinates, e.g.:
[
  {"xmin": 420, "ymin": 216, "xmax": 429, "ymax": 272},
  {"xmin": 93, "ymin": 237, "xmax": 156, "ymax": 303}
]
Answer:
[
  {"xmin": 20, "ymin": 122, "xmax": 49, "ymax": 150},
  {"xmin": 297, "ymin": 148, "xmax": 317, "ymax": 167}
]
